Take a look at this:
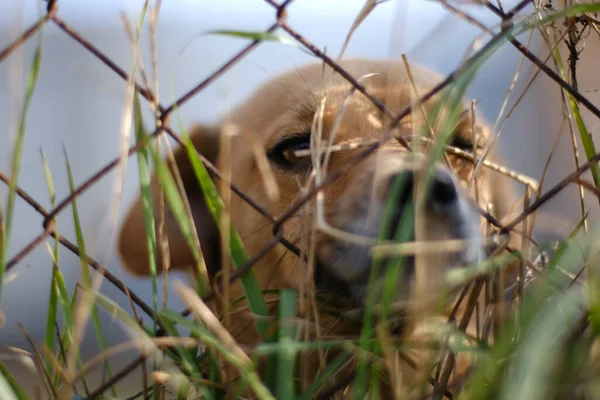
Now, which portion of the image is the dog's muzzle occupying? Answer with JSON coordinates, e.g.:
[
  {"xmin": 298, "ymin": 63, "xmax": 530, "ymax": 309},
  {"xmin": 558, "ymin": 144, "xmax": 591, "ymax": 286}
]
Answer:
[{"xmin": 314, "ymin": 159, "xmax": 483, "ymax": 307}]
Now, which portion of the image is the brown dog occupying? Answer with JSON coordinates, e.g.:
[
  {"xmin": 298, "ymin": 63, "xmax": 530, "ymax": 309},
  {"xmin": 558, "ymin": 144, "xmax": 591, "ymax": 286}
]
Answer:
[{"xmin": 118, "ymin": 59, "xmax": 519, "ymax": 396}]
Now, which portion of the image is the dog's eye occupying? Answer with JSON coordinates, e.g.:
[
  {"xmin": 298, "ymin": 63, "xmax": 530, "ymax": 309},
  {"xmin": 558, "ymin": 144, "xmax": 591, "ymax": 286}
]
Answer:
[
  {"xmin": 449, "ymin": 134, "xmax": 474, "ymax": 151},
  {"xmin": 267, "ymin": 134, "xmax": 313, "ymax": 171}
]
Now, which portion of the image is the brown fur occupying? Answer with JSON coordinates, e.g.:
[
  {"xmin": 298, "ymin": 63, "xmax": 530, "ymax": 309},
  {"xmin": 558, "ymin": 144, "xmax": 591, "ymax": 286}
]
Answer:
[{"xmin": 118, "ymin": 59, "xmax": 519, "ymax": 396}]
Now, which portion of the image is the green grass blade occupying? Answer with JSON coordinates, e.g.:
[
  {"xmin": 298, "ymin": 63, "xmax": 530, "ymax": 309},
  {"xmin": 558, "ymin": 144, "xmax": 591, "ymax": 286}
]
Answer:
[
  {"xmin": 354, "ymin": 183, "xmax": 415, "ymax": 397},
  {"xmin": 40, "ymin": 150, "xmax": 58, "ymax": 361},
  {"xmin": 0, "ymin": 361, "xmax": 27, "ymax": 400},
  {"xmin": 500, "ymin": 291, "xmax": 583, "ymax": 400},
  {"xmin": 152, "ymin": 314, "xmax": 211, "ymax": 399},
  {"xmin": 64, "ymin": 150, "xmax": 116, "ymax": 396},
  {"xmin": 39, "ymin": 149, "xmax": 63, "ymax": 384},
  {"xmin": 137, "ymin": 109, "xmax": 227, "ymax": 397},
  {"xmin": 205, "ymin": 30, "xmax": 299, "ymax": 47},
  {"xmin": 157, "ymin": 315, "xmax": 203, "ymax": 379},
  {"xmin": 276, "ymin": 289, "xmax": 297, "ymax": 399},
  {"xmin": 92, "ymin": 288, "xmax": 206, "ymax": 381},
  {"xmin": 253, "ymin": 340, "xmax": 362, "ymax": 356},
  {"xmin": 460, "ymin": 225, "xmax": 597, "ymax": 399},
  {"xmin": 202, "ymin": 30, "xmax": 315, "ymax": 57},
  {"xmin": 549, "ymin": 27, "xmax": 600, "ymax": 190},
  {"xmin": 0, "ymin": 17, "xmax": 44, "ymax": 302},
  {"xmin": 521, "ymin": 4, "xmax": 600, "ymax": 34},
  {"xmin": 160, "ymin": 309, "xmax": 275, "ymax": 400},
  {"xmin": 64, "ymin": 264, "xmax": 91, "ymax": 396},
  {"xmin": 570, "ymin": 100, "xmax": 600, "ymax": 184},
  {"xmin": 92, "ymin": 286, "xmax": 196, "ymax": 363},
  {"xmin": 130, "ymin": 0, "xmax": 160, "ymax": 336},
  {"xmin": 446, "ymin": 253, "xmax": 519, "ymax": 287},
  {"xmin": 178, "ymin": 128, "xmax": 270, "ymax": 336},
  {"xmin": 545, "ymin": 213, "xmax": 588, "ymax": 274},
  {"xmin": 93, "ymin": 288, "xmax": 151, "ymax": 336},
  {"xmin": 133, "ymin": 93, "xmax": 160, "ymax": 331},
  {"xmin": 548, "ymin": 22, "xmax": 600, "ymax": 337},
  {"xmin": 40, "ymin": 149, "xmax": 83, "ymax": 393},
  {"xmin": 146, "ymin": 145, "xmax": 207, "ymax": 283}
]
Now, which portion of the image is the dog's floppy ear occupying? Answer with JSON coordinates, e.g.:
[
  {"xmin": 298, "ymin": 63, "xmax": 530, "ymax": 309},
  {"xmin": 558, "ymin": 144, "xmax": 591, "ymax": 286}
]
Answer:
[{"xmin": 118, "ymin": 125, "xmax": 221, "ymax": 277}]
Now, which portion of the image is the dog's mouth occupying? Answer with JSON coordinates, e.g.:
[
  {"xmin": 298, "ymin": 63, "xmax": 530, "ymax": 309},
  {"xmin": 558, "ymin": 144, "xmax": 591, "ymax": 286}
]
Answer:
[
  {"xmin": 313, "ymin": 200, "xmax": 483, "ymax": 308},
  {"xmin": 314, "ymin": 235, "xmax": 479, "ymax": 308}
]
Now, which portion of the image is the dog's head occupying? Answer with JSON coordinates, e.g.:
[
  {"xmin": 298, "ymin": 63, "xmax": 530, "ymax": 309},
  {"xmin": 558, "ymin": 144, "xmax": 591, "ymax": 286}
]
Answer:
[{"xmin": 119, "ymin": 59, "xmax": 516, "ymax": 309}]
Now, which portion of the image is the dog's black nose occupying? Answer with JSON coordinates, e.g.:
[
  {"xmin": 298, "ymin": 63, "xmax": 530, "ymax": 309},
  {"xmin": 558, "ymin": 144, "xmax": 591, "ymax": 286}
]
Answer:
[
  {"xmin": 383, "ymin": 169, "xmax": 459, "ymax": 241},
  {"xmin": 388, "ymin": 169, "xmax": 458, "ymax": 209},
  {"xmin": 428, "ymin": 170, "xmax": 458, "ymax": 207}
]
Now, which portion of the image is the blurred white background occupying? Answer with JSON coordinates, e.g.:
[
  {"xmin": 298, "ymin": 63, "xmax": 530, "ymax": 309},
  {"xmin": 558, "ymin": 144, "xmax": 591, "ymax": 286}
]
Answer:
[{"xmin": 1, "ymin": 0, "xmax": 598, "ymax": 396}]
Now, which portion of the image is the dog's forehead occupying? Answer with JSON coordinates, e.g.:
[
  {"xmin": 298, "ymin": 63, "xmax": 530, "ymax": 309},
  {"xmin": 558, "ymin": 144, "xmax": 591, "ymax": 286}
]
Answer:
[
  {"xmin": 230, "ymin": 59, "xmax": 483, "ymax": 147},
  {"xmin": 246, "ymin": 59, "xmax": 443, "ymax": 110}
]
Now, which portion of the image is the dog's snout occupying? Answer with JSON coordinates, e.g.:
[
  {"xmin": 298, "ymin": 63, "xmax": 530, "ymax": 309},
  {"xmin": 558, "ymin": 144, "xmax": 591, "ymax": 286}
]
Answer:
[
  {"xmin": 381, "ymin": 168, "xmax": 461, "ymax": 241},
  {"xmin": 386, "ymin": 169, "xmax": 458, "ymax": 207},
  {"xmin": 429, "ymin": 170, "xmax": 458, "ymax": 207}
]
